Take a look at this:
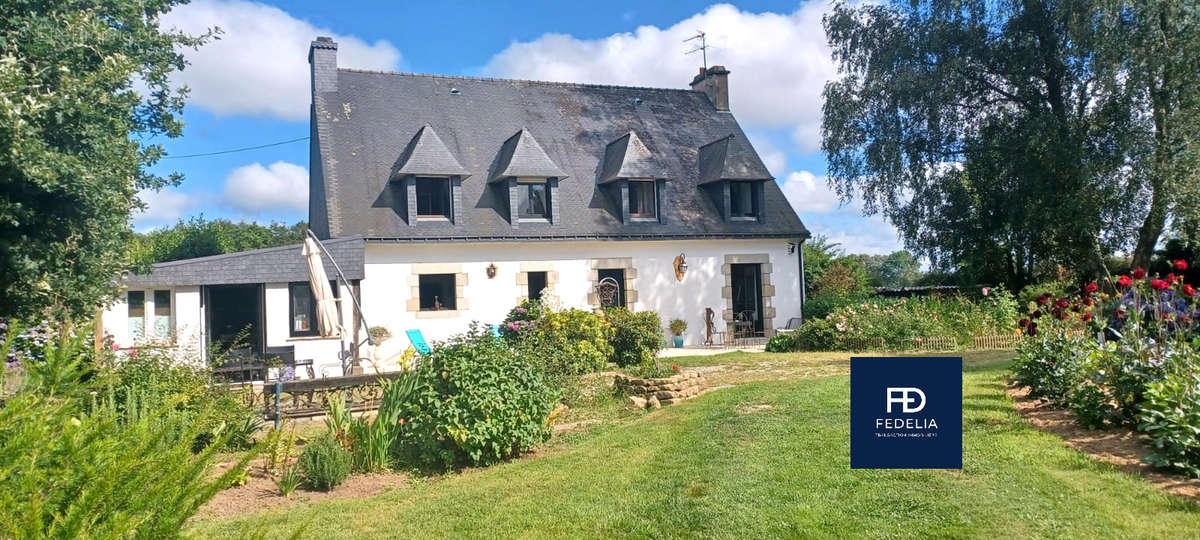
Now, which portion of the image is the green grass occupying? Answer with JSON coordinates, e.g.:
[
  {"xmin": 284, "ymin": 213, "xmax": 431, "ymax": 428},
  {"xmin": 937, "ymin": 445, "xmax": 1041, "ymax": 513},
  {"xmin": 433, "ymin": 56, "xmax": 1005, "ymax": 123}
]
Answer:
[{"xmin": 190, "ymin": 351, "xmax": 1200, "ymax": 539}]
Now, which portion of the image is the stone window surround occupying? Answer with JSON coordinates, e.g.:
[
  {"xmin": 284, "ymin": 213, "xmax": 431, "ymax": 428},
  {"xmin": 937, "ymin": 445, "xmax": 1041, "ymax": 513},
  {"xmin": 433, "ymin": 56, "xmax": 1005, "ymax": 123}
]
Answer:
[
  {"xmin": 587, "ymin": 257, "xmax": 638, "ymax": 309},
  {"xmin": 406, "ymin": 263, "xmax": 469, "ymax": 319},
  {"xmin": 722, "ymin": 254, "xmax": 776, "ymax": 338},
  {"xmin": 515, "ymin": 262, "xmax": 559, "ymax": 304}
]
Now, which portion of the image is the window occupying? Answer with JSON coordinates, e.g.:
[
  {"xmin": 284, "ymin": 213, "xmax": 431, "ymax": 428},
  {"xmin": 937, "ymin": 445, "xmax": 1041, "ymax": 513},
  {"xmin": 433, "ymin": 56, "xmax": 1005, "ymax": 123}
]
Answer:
[
  {"xmin": 597, "ymin": 269, "xmax": 626, "ymax": 308},
  {"xmin": 518, "ymin": 181, "xmax": 549, "ymax": 219},
  {"xmin": 289, "ymin": 281, "xmax": 339, "ymax": 337},
  {"xmin": 527, "ymin": 271, "xmax": 548, "ymax": 300},
  {"xmin": 127, "ymin": 291, "xmax": 145, "ymax": 340},
  {"xmin": 730, "ymin": 182, "xmax": 759, "ymax": 219},
  {"xmin": 153, "ymin": 290, "xmax": 172, "ymax": 339},
  {"xmin": 418, "ymin": 274, "xmax": 456, "ymax": 311},
  {"xmin": 415, "ymin": 176, "xmax": 451, "ymax": 218},
  {"xmin": 628, "ymin": 181, "xmax": 657, "ymax": 220}
]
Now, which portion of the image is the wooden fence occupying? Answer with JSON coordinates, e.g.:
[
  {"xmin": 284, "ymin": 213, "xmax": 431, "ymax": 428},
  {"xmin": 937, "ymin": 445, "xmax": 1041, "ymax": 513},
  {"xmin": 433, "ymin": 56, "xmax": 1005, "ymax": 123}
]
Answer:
[{"xmin": 836, "ymin": 333, "xmax": 1024, "ymax": 352}]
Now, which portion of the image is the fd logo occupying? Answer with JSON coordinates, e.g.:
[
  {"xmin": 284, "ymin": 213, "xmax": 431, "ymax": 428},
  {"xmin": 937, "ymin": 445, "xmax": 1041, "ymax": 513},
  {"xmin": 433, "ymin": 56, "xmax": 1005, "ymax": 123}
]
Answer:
[{"xmin": 886, "ymin": 387, "xmax": 926, "ymax": 413}]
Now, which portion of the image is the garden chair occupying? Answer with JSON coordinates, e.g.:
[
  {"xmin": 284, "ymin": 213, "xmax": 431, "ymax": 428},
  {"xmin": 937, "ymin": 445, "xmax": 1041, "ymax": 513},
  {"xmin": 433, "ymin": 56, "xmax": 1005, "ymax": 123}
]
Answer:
[{"xmin": 405, "ymin": 329, "xmax": 433, "ymax": 355}]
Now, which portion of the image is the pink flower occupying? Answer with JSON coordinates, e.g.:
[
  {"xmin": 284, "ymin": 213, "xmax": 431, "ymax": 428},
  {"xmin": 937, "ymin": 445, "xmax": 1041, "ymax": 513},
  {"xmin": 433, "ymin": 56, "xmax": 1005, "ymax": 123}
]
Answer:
[{"xmin": 981, "ymin": 287, "xmax": 990, "ymax": 296}]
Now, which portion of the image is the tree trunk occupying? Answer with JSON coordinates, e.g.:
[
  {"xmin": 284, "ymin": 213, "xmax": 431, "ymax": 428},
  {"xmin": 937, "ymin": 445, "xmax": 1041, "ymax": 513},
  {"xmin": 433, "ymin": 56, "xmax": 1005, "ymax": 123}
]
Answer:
[{"xmin": 1132, "ymin": 62, "xmax": 1173, "ymax": 269}]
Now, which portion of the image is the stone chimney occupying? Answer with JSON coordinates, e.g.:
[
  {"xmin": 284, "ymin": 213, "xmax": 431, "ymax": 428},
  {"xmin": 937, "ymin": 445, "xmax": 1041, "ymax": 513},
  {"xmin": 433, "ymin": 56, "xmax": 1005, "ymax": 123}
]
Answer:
[
  {"xmin": 309, "ymin": 36, "xmax": 338, "ymax": 93},
  {"xmin": 690, "ymin": 65, "xmax": 730, "ymax": 111}
]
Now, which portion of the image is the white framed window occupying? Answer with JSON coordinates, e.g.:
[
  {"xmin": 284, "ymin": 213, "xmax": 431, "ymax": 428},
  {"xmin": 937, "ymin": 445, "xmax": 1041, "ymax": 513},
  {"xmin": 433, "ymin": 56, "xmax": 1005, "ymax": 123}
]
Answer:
[
  {"xmin": 126, "ymin": 289, "xmax": 174, "ymax": 344},
  {"xmin": 517, "ymin": 180, "xmax": 550, "ymax": 219}
]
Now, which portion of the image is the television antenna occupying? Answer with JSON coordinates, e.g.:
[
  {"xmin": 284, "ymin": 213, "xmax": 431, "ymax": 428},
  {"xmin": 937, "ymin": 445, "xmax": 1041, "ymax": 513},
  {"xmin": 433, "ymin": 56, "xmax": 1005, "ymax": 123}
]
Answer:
[{"xmin": 684, "ymin": 30, "xmax": 708, "ymax": 70}]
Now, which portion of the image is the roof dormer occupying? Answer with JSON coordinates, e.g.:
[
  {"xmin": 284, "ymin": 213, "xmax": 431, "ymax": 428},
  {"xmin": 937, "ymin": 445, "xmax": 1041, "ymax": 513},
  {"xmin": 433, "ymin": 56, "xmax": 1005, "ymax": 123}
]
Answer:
[
  {"xmin": 599, "ymin": 131, "xmax": 667, "ymax": 224},
  {"xmin": 490, "ymin": 129, "xmax": 566, "ymax": 227},
  {"xmin": 698, "ymin": 134, "xmax": 772, "ymax": 223},
  {"xmin": 392, "ymin": 125, "xmax": 471, "ymax": 226}
]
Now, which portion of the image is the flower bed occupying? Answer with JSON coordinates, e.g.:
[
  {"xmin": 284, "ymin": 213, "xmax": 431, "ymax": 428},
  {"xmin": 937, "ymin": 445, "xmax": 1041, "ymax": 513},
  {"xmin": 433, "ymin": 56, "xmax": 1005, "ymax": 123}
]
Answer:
[
  {"xmin": 615, "ymin": 372, "xmax": 707, "ymax": 409},
  {"xmin": 1012, "ymin": 260, "xmax": 1200, "ymax": 477}
]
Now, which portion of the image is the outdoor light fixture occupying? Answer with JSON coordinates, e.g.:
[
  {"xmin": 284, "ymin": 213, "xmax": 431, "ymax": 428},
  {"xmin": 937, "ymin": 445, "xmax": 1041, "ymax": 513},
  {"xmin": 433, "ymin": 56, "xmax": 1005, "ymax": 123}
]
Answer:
[
  {"xmin": 673, "ymin": 253, "xmax": 688, "ymax": 282},
  {"xmin": 787, "ymin": 242, "xmax": 797, "ymax": 254},
  {"xmin": 486, "ymin": 263, "xmax": 497, "ymax": 279}
]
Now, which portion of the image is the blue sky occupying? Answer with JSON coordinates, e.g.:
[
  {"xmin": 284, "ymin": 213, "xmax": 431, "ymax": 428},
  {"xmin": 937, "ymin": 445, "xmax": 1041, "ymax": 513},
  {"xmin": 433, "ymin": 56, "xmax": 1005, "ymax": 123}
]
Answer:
[{"xmin": 142, "ymin": 0, "xmax": 903, "ymax": 254}]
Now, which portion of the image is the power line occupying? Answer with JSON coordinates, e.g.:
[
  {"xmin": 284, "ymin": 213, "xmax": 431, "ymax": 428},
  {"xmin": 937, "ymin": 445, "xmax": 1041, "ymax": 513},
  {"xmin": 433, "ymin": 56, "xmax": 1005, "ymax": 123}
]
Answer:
[{"xmin": 162, "ymin": 136, "xmax": 310, "ymax": 159}]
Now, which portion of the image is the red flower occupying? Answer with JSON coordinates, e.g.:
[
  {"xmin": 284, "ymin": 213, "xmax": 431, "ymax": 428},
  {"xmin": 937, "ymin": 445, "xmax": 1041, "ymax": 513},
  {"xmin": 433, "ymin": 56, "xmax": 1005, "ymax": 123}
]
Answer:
[
  {"xmin": 1117, "ymin": 275, "xmax": 1133, "ymax": 287},
  {"xmin": 1018, "ymin": 318, "xmax": 1029, "ymax": 327},
  {"xmin": 1132, "ymin": 268, "xmax": 1147, "ymax": 279},
  {"xmin": 1054, "ymin": 298, "xmax": 1069, "ymax": 309},
  {"xmin": 1084, "ymin": 282, "xmax": 1098, "ymax": 294},
  {"xmin": 1081, "ymin": 312, "xmax": 1092, "ymax": 322},
  {"xmin": 1037, "ymin": 294, "xmax": 1051, "ymax": 305},
  {"xmin": 1082, "ymin": 296, "xmax": 1094, "ymax": 306},
  {"xmin": 1174, "ymin": 259, "xmax": 1188, "ymax": 271},
  {"xmin": 1185, "ymin": 284, "xmax": 1197, "ymax": 297},
  {"xmin": 1150, "ymin": 279, "xmax": 1169, "ymax": 291},
  {"xmin": 1031, "ymin": 310, "xmax": 1043, "ymax": 319},
  {"xmin": 1167, "ymin": 273, "xmax": 1177, "ymax": 284},
  {"xmin": 672, "ymin": 364, "xmax": 680, "ymax": 372}
]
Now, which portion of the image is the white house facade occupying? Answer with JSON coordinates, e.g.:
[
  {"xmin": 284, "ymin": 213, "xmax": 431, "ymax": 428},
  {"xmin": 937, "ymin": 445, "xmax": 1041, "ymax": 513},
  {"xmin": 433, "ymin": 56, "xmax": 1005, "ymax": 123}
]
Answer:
[{"xmin": 106, "ymin": 37, "xmax": 810, "ymax": 379}]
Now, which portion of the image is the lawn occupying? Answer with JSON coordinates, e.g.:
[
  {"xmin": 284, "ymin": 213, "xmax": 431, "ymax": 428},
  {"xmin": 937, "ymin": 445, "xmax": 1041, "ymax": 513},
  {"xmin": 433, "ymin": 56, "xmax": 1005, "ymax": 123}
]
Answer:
[{"xmin": 190, "ymin": 351, "xmax": 1200, "ymax": 539}]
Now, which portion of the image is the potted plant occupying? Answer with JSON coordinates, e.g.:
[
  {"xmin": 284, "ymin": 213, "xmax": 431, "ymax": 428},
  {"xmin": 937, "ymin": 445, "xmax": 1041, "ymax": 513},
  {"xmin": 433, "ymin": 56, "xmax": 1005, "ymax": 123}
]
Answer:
[{"xmin": 668, "ymin": 319, "xmax": 688, "ymax": 348}]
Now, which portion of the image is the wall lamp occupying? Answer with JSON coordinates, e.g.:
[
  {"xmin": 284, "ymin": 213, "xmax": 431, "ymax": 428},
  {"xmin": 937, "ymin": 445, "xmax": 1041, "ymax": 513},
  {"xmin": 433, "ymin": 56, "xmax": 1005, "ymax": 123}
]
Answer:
[{"xmin": 673, "ymin": 253, "xmax": 688, "ymax": 282}]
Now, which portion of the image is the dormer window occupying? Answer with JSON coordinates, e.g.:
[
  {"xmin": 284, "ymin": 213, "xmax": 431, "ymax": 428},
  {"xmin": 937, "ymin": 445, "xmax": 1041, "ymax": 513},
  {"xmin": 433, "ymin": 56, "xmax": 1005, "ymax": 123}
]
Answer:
[
  {"xmin": 517, "ymin": 179, "xmax": 550, "ymax": 220},
  {"xmin": 628, "ymin": 180, "xmax": 657, "ymax": 220},
  {"xmin": 729, "ymin": 181, "xmax": 759, "ymax": 220},
  {"xmin": 415, "ymin": 177, "xmax": 452, "ymax": 219}
]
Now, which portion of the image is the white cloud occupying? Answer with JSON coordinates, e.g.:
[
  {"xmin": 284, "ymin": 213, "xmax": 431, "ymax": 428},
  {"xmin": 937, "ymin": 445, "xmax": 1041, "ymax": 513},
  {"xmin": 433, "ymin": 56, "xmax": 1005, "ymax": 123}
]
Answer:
[
  {"xmin": 134, "ymin": 188, "xmax": 198, "ymax": 229},
  {"xmin": 483, "ymin": 2, "xmax": 836, "ymax": 151},
  {"xmin": 780, "ymin": 170, "xmax": 842, "ymax": 213},
  {"xmin": 221, "ymin": 161, "xmax": 308, "ymax": 213},
  {"xmin": 162, "ymin": 0, "xmax": 402, "ymax": 120},
  {"xmin": 745, "ymin": 131, "xmax": 787, "ymax": 176},
  {"xmin": 811, "ymin": 217, "xmax": 905, "ymax": 255}
]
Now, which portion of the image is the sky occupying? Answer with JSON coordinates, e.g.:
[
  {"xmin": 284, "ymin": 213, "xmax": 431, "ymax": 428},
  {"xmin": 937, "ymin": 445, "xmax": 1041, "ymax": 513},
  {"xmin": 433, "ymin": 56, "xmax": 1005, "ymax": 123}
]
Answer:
[{"xmin": 139, "ymin": 0, "xmax": 904, "ymax": 255}]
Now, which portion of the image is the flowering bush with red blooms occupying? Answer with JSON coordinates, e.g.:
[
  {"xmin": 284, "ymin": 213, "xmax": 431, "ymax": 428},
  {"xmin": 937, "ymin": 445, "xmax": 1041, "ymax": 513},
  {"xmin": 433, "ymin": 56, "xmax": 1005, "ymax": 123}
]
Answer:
[{"xmin": 1014, "ymin": 260, "xmax": 1200, "ymax": 477}]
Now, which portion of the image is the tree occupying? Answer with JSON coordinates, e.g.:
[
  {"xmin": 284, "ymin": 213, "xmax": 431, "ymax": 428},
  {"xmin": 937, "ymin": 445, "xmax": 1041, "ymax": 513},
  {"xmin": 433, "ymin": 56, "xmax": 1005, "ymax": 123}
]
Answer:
[
  {"xmin": 857, "ymin": 251, "xmax": 921, "ymax": 288},
  {"xmin": 802, "ymin": 235, "xmax": 842, "ymax": 299},
  {"xmin": 821, "ymin": 0, "xmax": 1199, "ymax": 287},
  {"xmin": 131, "ymin": 217, "xmax": 308, "ymax": 268},
  {"xmin": 0, "ymin": 1, "xmax": 209, "ymax": 321}
]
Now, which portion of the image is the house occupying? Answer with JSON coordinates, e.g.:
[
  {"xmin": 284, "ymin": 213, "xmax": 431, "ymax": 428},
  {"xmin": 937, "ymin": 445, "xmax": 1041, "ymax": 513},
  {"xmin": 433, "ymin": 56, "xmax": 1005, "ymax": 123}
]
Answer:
[{"xmin": 104, "ymin": 37, "xmax": 811, "ymax": 377}]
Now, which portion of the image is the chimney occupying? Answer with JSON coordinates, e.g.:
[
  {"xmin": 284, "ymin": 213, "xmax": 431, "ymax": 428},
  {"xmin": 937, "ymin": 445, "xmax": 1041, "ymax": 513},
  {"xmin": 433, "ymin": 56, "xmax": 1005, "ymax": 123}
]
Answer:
[
  {"xmin": 309, "ymin": 36, "xmax": 338, "ymax": 93},
  {"xmin": 689, "ymin": 65, "xmax": 730, "ymax": 111}
]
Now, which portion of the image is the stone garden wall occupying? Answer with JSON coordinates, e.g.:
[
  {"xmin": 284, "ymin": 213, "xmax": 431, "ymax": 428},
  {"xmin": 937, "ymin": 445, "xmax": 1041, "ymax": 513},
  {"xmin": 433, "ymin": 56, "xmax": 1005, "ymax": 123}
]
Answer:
[{"xmin": 615, "ymin": 372, "xmax": 707, "ymax": 409}]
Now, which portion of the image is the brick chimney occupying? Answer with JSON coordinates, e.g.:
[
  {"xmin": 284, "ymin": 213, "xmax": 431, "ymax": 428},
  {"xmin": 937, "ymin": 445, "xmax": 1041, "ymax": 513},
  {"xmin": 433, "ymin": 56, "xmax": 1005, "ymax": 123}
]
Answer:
[
  {"xmin": 690, "ymin": 65, "xmax": 730, "ymax": 111},
  {"xmin": 309, "ymin": 36, "xmax": 338, "ymax": 93}
]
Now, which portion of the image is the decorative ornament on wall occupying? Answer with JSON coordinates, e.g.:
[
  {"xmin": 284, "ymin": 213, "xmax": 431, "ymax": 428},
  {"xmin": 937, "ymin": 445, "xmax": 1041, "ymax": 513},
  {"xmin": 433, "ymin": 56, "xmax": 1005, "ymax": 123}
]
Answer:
[
  {"xmin": 673, "ymin": 253, "xmax": 688, "ymax": 282},
  {"xmin": 486, "ymin": 263, "xmax": 497, "ymax": 279}
]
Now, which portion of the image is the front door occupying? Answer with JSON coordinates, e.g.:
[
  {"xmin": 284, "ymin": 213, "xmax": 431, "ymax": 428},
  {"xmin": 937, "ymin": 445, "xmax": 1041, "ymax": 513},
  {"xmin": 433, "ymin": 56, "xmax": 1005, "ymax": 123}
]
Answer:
[{"xmin": 730, "ymin": 263, "xmax": 764, "ymax": 337}]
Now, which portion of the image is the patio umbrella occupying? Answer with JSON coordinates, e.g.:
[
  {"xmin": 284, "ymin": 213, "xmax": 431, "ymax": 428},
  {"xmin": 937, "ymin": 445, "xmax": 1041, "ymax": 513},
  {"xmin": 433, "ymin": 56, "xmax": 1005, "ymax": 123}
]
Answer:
[{"xmin": 303, "ymin": 237, "xmax": 341, "ymax": 338}]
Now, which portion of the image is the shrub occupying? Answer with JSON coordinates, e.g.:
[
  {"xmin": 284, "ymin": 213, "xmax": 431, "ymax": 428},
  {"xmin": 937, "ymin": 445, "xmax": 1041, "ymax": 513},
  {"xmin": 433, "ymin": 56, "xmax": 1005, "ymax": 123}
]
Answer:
[
  {"xmin": 668, "ymin": 319, "xmax": 688, "ymax": 336},
  {"xmin": 1139, "ymin": 371, "xmax": 1200, "ymax": 478},
  {"xmin": 97, "ymin": 347, "xmax": 259, "ymax": 451},
  {"xmin": 499, "ymin": 298, "xmax": 543, "ymax": 340},
  {"xmin": 396, "ymin": 326, "xmax": 557, "ymax": 468},
  {"xmin": 298, "ymin": 434, "xmax": 352, "ymax": 491},
  {"xmin": 521, "ymin": 308, "xmax": 613, "ymax": 377},
  {"xmin": 792, "ymin": 318, "xmax": 839, "ymax": 351},
  {"xmin": 765, "ymin": 332, "xmax": 797, "ymax": 352},
  {"xmin": 0, "ymin": 334, "xmax": 251, "ymax": 537},
  {"xmin": 606, "ymin": 308, "xmax": 664, "ymax": 366},
  {"xmin": 825, "ymin": 289, "xmax": 1019, "ymax": 348},
  {"xmin": 803, "ymin": 293, "xmax": 857, "ymax": 320}
]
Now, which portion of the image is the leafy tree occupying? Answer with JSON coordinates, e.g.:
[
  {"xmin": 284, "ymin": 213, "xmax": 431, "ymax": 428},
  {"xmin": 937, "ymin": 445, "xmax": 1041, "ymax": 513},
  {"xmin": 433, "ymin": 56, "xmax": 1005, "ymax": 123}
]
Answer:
[
  {"xmin": 802, "ymin": 235, "xmax": 842, "ymax": 299},
  {"xmin": 814, "ymin": 259, "xmax": 871, "ymax": 298},
  {"xmin": 821, "ymin": 0, "xmax": 1199, "ymax": 288},
  {"xmin": 131, "ymin": 217, "xmax": 308, "ymax": 268},
  {"xmin": 856, "ymin": 250, "xmax": 922, "ymax": 288},
  {"xmin": 0, "ymin": 1, "xmax": 209, "ymax": 321}
]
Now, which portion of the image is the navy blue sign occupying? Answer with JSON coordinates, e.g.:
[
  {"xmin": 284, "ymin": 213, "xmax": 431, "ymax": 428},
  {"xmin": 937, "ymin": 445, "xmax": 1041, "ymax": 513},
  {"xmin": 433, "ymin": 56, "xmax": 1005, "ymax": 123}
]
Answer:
[{"xmin": 850, "ymin": 356, "xmax": 962, "ymax": 469}]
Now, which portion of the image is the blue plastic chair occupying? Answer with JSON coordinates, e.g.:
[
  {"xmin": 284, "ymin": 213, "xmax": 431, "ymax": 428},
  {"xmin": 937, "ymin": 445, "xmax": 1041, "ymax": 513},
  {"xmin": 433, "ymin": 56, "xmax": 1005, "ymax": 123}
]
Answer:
[
  {"xmin": 491, "ymin": 324, "xmax": 502, "ymax": 338},
  {"xmin": 405, "ymin": 329, "xmax": 432, "ymax": 355}
]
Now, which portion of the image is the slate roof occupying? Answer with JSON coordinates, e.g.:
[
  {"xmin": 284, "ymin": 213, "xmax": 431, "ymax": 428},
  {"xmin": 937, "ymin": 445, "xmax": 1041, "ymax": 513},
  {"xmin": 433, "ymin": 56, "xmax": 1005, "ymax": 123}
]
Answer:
[
  {"xmin": 311, "ymin": 68, "xmax": 808, "ymax": 241},
  {"xmin": 490, "ymin": 129, "xmax": 568, "ymax": 182},
  {"xmin": 599, "ymin": 131, "xmax": 662, "ymax": 184},
  {"xmin": 698, "ymin": 133, "xmax": 774, "ymax": 185},
  {"xmin": 394, "ymin": 124, "xmax": 472, "ymax": 178},
  {"xmin": 123, "ymin": 237, "xmax": 365, "ymax": 287}
]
